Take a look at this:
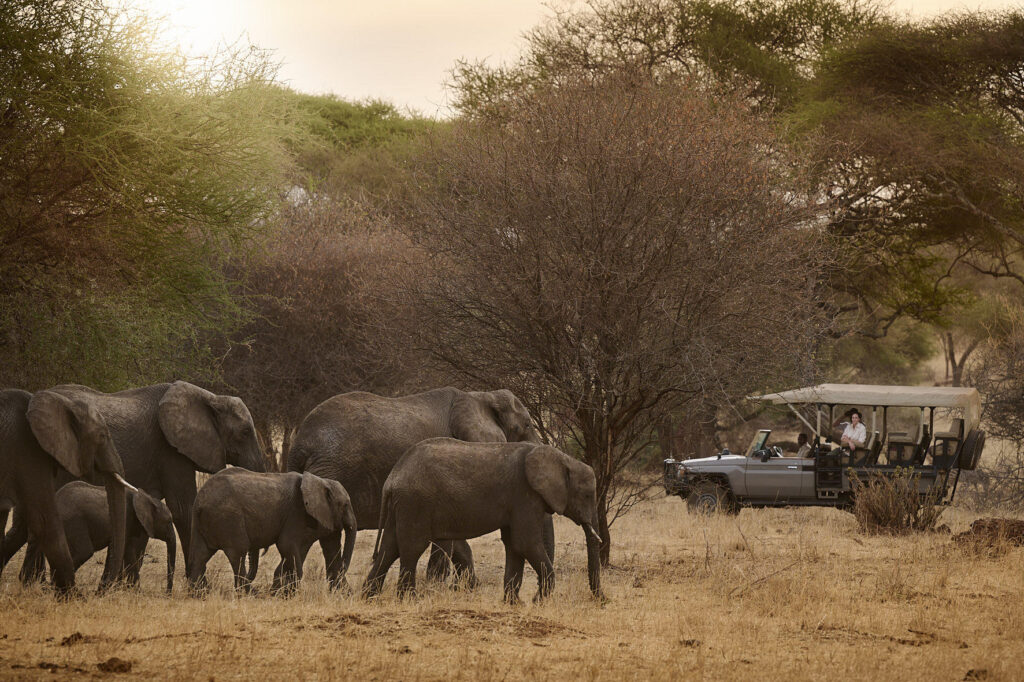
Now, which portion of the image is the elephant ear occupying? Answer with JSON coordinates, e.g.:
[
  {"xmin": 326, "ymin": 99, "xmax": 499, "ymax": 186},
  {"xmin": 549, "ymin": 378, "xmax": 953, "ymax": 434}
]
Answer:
[
  {"xmin": 131, "ymin": 491, "xmax": 160, "ymax": 538},
  {"xmin": 27, "ymin": 390, "xmax": 92, "ymax": 478},
  {"xmin": 157, "ymin": 381, "xmax": 225, "ymax": 474},
  {"xmin": 451, "ymin": 391, "xmax": 506, "ymax": 442},
  {"xmin": 301, "ymin": 473, "xmax": 337, "ymax": 530},
  {"xmin": 524, "ymin": 446, "xmax": 569, "ymax": 515},
  {"xmin": 326, "ymin": 480, "xmax": 353, "ymax": 530}
]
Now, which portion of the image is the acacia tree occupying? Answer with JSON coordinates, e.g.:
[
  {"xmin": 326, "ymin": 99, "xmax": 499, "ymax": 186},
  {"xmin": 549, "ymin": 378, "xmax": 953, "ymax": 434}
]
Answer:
[
  {"xmin": 963, "ymin": 300, "xmax": 1024, "ymax": 508},
  {"xmin": 451, "ymin": 1, "xmax": 1024, "ymax": 344},
  {"xmin": 0, "ymin": 0, "xmax": 291, "ymax": 390},
  {"xmin": 398, "ymin": 72, "xmax": 826, "ymax": 562}
]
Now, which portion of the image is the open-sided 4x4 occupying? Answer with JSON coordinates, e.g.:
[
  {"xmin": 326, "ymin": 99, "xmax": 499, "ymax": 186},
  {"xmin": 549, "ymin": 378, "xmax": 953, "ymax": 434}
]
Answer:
[{"xmin": 662, "ymin": 384, "xmax": 986, "ymax": 514}]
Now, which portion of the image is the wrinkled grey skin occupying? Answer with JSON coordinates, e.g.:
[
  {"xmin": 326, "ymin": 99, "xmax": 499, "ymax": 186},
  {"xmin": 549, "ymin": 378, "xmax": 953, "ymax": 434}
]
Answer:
[
  {"xmin": 363, "ymin": 438, "xmax": 602, "ymax": 603},
  {"xmin": 3, "ymin": 381, "xmax": 265, "ymax": 586},
  {"xmin": 24, "ymin": 481, "xmax": 176, "ymax": 594},
  {"xmin": 0, "ymin": 389, "xmax": 127, "ymax": 596},
  {"xmin": 187, "ymin": 469, "xmax": 357, "ymax": 595},
  {"xmin": 288, "ymin": 387, "xmax": 545, "ymax": 586}
]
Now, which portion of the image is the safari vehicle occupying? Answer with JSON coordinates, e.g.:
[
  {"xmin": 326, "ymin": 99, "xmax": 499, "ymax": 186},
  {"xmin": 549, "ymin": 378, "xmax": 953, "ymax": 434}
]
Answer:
[{"xmin": 662, "ymin": 384, "xmax": 986, "ymax": 514}]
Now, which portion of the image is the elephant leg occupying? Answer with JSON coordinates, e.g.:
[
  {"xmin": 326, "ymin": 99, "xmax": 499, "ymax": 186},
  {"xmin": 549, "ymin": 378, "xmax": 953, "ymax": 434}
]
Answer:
[
  {"xmin": 123, "ymin": 534, "xmax": 149, "ymax": 588},
  {"xmin": 524, "ymin": 543, "xmax": 555, "ymax": 602},
  {"xmin": 271, "ymin": 558, "xmax": 286, "ymax": 594},
  {"xmin": 165, "ymin": 482, "xmax": 197, "ymax": 577},
  {"xmin": 273, "ymin": 539, "xmax": 304, "ymax": 596},
  {"xmin": 22, "ymin": 537, "xmax": 45, "ymax": 583},
  {"xmin": 425, "ymin": 542, "xmax": 452, "ymax": 583},
  {"xmin": 396, "ymin": 552, "xmax": 422, "ymax": 599},
  {"xmin": 320, "ymin": 533, "xmax": 346, "ymax": 591},
  {"xmin": 23, "ymin": 496, "xmax": 75, "ymax": 596},
  {"xmin": 275, "ymin": 555, "xmax": 298, "ymax": 596},
  {"xmin": 185, "ymin": 529, "xmax": 212, "ymax": 596},
  {"xmin": 396, "ymin": 535, "xmax": 429, "ymax": 600},
  {"xmin": 19, "ymin": 540, "xmax": 47, "ymax": 584},
  {"xmin": 245, "ymin": 549, "xmax": 260, "ymax": 587},
  {"xmin": 542, "ymin": 513, "xmax": 555, "ymax": 563},
  {"xmin": 451, "ymin": 540, "xmax": 477, "ymax": 590},
  {"xmin": 226, "ymin": 549, "xmax": 247, "ymax": 593},
  {"xmin": 362, "ymin": 531, "xmax": 400, "ymax": 598},
  {"xmin": 502, "ymin": 534, "xmax": 525, "ymax": 605}
]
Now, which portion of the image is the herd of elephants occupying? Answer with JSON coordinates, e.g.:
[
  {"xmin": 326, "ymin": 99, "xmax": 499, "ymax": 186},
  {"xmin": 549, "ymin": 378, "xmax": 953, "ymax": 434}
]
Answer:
[{"xmin": 0, "ymin": 382, "xmax": 603, "ymax": 603}]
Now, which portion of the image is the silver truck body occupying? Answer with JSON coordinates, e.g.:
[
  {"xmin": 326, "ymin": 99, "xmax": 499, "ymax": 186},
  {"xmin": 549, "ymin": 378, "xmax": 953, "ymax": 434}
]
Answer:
[{"xmin": 663, "ymin": 384, "xmax": 987, "ymax": 514}]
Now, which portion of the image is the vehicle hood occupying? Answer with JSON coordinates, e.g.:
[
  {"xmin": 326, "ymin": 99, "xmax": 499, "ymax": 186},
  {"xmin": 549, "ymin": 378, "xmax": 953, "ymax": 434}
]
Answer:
[{"xmin": 683, "ymin": 455, "xmax": 746, "ymax": 469}]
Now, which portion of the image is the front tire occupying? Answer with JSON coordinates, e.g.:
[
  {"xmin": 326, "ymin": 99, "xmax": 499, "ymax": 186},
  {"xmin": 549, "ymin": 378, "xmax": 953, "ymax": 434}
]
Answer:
[{"xmin": 686, "ymin": 483, "xmax": 738, "ymax": 515}]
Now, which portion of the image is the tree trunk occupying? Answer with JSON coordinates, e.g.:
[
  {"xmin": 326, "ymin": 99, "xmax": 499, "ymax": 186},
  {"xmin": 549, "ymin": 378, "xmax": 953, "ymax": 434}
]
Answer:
[
  {"xmin": 280, "ymin": 425, "xmax": 293, "ymax": 472},
  {"xmin": 658, "ymin": 416, "xmax": 675, "ymax": 460},
  {"xmin": 597, "ymin": 492, "xmax": 611, "ymax": 567},
  {"xmin": 946, "ymin": 332, "xmax": 980, "ymax": 388}
]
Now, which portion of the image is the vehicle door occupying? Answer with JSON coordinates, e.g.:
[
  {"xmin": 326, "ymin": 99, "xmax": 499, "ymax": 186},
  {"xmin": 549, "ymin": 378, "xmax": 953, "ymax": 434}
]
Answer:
[{"xmin": 744, "ymin": 456, "xmax": 813, "ymax": 501}]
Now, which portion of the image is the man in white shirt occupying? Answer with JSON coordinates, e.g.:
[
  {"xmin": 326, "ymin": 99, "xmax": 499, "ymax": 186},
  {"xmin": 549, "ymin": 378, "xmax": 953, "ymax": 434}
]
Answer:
[
  {"xmin": 795, "ymin": 433, "xmax": 812, "ymax": 458},
  {"xmin": 840, "ymin": 410, "xmax": 867, "ymax": 450}
]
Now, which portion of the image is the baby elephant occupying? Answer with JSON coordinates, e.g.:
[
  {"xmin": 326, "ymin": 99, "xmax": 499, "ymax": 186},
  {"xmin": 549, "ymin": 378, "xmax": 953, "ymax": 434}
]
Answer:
[
  {"xmin": 363, "ymin": 438, "xmax": 603, "ymax": 602},
  {"xmin": 187, "ymin": 469, "xmax": 356, "ymax": 594},
  {"xmin": 24, "ymin": 481, "xmax": 176, "ymax": 593}
]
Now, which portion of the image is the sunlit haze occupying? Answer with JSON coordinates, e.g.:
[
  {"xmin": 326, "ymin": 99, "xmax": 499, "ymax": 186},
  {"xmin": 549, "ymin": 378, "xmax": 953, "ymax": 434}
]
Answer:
[{"xmin": 133, "ymin": 0, "xmax": 1019, "ymax": 117}]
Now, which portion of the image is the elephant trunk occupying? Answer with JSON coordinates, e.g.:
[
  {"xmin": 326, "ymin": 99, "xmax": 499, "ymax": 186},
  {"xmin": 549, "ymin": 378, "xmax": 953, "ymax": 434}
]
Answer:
[
  {"xmin": 243, "ymin": 430, "xmax": 267, "ymax": 472},
  {"xmin": 340, "ymin": 506, "xmax": 357, "ymax": 577},
  {"xmin": 164, "ymin": 529, "xmax": 176, "ymax": 594},
  {"xmin": 583, "ymin": 522, "xmax": 602, "ymax": 599},
  {"xmin": 99, "ymin": 476, "xmax": 128, "ymax": 593}
]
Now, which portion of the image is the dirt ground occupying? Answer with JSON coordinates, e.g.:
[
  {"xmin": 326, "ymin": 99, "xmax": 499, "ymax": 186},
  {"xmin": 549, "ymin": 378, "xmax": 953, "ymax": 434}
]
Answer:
[{"xmin": 1, "ymin": 496, "xmax": 1022, "ymax": 681}]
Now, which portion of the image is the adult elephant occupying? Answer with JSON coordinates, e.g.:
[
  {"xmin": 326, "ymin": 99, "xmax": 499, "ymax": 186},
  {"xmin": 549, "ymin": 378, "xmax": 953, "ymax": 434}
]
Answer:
[
  {"xmin": 287, "ymin": 386, "xmax": 544, "ymax": 586},
  {"xmin": 4, "ymin": 381, "xmax": 265, "ymax": 584},
  {"xmin": 363, "ymin": 439, "xmax": 602, "ymax": 602},
  {"xmin": 0, "ymin": 389, "xmax": 128, "ymax": 595}
]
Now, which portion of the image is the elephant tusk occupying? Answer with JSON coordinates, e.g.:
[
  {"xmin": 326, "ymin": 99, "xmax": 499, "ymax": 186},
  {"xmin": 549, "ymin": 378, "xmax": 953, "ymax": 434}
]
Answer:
[
  {"xmin": 113, "ymin": 473, "xmax": 140, "ymax": 494},
  {"xmin": 586, "ymin": 525, "xmax": 602, "ymax": 544}
]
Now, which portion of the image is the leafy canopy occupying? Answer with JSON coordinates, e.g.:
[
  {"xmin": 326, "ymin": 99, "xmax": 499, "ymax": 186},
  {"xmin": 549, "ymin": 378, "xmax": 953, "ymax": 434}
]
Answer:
[{"xmin": 0, "ymin": 0, "xmax": 293, "ymax": 390}]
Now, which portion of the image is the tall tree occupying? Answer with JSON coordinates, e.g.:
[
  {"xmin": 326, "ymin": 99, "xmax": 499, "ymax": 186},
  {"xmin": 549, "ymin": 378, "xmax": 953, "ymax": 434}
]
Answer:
[
  {"xmin": 398, "ymin": 71, "xmax": 826, "ymax": 561},
  {"xmin": 0, "ymin": 0, "xmax": 291, "ymax": 390},
  {"xmin": 794, "ymin": 11, "xmax": 1024, "ymax": 335},
  {"xmin": 451, "ymin": 1, "xmax": 1024, "ymax": 343},
  {"xmin": 216, "ymin": 199, "xmax": 431, "ymax": 468}
]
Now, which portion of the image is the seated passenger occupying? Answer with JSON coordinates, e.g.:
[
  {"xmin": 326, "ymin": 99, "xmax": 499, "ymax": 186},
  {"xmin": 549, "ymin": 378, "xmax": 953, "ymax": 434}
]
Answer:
[
  {"xmin": 840, "ymin": 409, "xmax": 867, "ymax": 451},
  {"xmin": 795, "ymin": 432, "xmax": 812, "ymax": 458}
]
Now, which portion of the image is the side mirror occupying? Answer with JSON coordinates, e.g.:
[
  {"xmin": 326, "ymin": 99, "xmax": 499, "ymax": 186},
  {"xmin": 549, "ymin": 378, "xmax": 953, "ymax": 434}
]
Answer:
[{"xmin": 760, "ymin": 452, "xmax": 771, "ymax": 463}]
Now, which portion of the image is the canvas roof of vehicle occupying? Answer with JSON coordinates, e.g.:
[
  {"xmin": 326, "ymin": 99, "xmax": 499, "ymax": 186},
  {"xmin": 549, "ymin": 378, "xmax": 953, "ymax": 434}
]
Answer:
[{"xmin": 748, "ymin": 383, "xmax": 981, "ymax": 433}]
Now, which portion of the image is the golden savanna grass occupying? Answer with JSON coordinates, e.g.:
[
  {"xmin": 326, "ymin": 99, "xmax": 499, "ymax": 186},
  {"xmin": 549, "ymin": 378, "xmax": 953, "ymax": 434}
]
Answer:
[{"xmin": 2, "ymin": 497, "xmax": 1022, "ymax": 680}]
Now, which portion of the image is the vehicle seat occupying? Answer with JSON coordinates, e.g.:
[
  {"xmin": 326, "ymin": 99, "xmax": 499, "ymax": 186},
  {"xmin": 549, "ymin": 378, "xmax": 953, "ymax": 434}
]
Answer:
[
  {"xmin": 886, "ymin": 433, "xmax": 917, "ymax": 467},
  {"xmin": 867, "ymin": 431, "xmax": 882, "ymax": 466},
  {"xmin": 850, "ymin": 431, "xmax": 876, "ymax": 467},
  {"xmin": 932, "ymin": 418, "xmax": 963, "ymax": 467},
  {"xmin": 911, "ymin": 425, "xmax": 931, "ymax": 466}
]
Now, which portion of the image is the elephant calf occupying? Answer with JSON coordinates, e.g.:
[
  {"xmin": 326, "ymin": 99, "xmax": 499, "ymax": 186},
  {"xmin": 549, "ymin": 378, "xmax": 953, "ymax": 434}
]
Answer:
[
  {"xmin": 363, "ymin": 438, "xmax": 603, "ymax": 602},
  {"xmin": 187, "ymin": 469, "xmax": 356, "ymax": 594},
  {"xmin": 23, "ymin": 481, "xmax": 176, "ymax": 593}
]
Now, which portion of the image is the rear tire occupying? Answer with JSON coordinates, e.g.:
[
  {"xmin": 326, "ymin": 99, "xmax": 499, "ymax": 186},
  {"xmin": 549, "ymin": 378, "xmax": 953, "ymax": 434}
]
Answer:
[{"xmin": 686, "ymin": 483, "xmax": 738, "ymax": 515}]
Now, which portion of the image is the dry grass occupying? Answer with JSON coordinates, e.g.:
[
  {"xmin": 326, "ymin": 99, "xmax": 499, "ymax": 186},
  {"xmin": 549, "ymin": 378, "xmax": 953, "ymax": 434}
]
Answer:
[{"xmin": 2, "ymin": 498, "xmax": 1023, "ymax": 681}]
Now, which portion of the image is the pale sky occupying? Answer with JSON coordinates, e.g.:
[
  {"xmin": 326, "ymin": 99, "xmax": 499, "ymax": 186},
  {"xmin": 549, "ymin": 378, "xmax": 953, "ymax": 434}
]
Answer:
[{"xmin": 134, "ymin": 0, "xmax": 1020, "ymax": 117}]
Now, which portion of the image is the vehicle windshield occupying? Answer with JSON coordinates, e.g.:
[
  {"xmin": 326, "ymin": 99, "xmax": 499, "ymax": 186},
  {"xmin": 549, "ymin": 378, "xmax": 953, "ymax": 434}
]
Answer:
[{"xmin": 745, "ymin": 430, "xmax": 771, "ymax": 457}]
